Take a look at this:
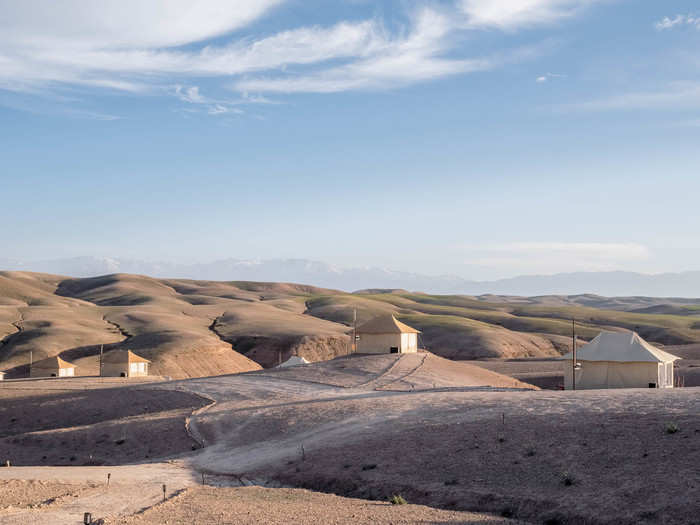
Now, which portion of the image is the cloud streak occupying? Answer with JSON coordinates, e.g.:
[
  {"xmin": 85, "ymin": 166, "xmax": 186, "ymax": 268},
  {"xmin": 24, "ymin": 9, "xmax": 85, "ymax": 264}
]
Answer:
[
  {"xmin": 655, "ymin": 14, "xmax": 700, "ymax": 31},
  {"xmin": 561, "ymin": 82, "xmax": 700, "ymax": 112},
  {"xmin": 0, "ymin": 0, "xmax": 605, "ymax": 110},
  {"xmin": 459, "ymin": 0, "xmax": 603, "ymax": 29},
  {"xmin": 460, "ymin": 241, "xmax": 651, "ymax": 274}
]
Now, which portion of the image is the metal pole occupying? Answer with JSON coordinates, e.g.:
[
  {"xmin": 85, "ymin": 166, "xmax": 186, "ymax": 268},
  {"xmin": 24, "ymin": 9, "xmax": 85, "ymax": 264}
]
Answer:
[
  {"xmin": 572, "ymin": 319, "xmax": 576, "ymax": 391},
  {"xmin": 99, "ymin": 344, "xmax": 103, "ymax": 377}
]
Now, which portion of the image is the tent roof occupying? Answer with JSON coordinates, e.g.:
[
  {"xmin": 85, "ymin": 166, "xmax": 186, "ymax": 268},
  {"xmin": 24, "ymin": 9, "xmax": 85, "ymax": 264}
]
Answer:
[
  {"xmin": 356, "ymin": 315, "xmax": 420, "ymax": 334},
  {"xmin": 102, "ymin": 350, "xmax": 150, "ymax": 364},
  {"xmin": 277, "ymin": 355, "xmax": 310, "ymax": 368},
  {"xmin": 560, "ymin": 331, "xmax": 681, "ymax": 363},
  {"xmin": 32, "ymin": 356, "xmax": 76, "ymax": 369}
]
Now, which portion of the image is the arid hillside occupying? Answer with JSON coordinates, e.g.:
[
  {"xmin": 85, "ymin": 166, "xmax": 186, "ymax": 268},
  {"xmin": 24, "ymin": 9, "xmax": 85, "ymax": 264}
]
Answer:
[
  {"xmin": 0, "ymin": 355, "xmax": 698, "ymax": 524},
  {"xmin": 3, "ymin": 271, "xmax": 700, "ymax": 378}
]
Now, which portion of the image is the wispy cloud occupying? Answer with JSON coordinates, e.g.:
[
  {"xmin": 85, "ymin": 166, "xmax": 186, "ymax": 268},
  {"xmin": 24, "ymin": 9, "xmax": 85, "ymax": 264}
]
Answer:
[
  {"xmin": 562, "ymin": 82, "xmax": 700, "ymax": 112},
  {"xmin": 173, "ymin": 85, "xmax": 249, "ymax": 116},
  {"xmin": 459, "ymin": 0, "xmax": 603, "ymax": 30},
  {"xmin": 234, "ymin": 9, "xmax": 489, "ymax": 94},
  {"xmin": 0, "ymin": 0, "xmax": 603, "ymax": 109},
  {"xmin": 655, "ymin": 14, "xmax": 700, "ymax": 31},
  {"xmin": 459, "ymin": 242, "xmax": 650, "ymax": 274},
  {"xmin": 536, "ymin": 72, "xmax": 566, "ymax": 83}
]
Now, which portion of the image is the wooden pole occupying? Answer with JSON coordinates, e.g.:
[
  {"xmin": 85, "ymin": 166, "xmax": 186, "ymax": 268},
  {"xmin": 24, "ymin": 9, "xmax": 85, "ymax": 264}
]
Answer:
[
  {"xmin": 352, "ymin": 309, "xmax": 357, "ymax": 353},
  {"xmin": 572, "ymin": 319, "xmax": 576, "ymax": 391}
]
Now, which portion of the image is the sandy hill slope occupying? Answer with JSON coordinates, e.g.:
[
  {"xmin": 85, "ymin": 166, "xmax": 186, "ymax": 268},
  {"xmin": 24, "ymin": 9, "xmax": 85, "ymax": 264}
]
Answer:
[{"xmin": 3, "ymin": 271, "xmax": 700, "ymax": 378}]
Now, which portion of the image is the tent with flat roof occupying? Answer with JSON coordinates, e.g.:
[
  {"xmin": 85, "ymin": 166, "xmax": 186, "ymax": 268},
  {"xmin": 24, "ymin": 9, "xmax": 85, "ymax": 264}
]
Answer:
[
  {"xmin": 560, "ymin": 331, "xmax": 680, "ymax": 390},
  {"xmin": 356, "ymin": 315, "xmax": 420, "ymax": 354}
]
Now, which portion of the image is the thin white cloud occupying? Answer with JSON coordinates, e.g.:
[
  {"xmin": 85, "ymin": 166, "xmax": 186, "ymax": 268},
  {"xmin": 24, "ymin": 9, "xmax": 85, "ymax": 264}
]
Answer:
[
  {"xmin": 536, "ymin": 72, "xmax": 566, "ymax": 83},
  {"xmin": 235, "ymin": 9, "xmax": 489, "ymax": 93},
  {"xmin": 460, "ymin": 242, "xmax": 651, "ymax": 274},
  {"xmin": 655, "ymin": 14, "xmax": 700, "ymax": 31},
  {"xmin": 173, "ymin": 85, "xmax": 249, "ymax": 116},
  {"xmin": 459, "ymin": 0, "xmax": 602, "ymax": 30},
  {"xmin": 563, "ymin": 82, "xmax": 700, "ymax": 112},
  {"xmin": 0, "ymin": 0, "xmax": 283, "ymax": 49},
  {"xmin": 0, "ymin": 0, "xmax": 601, "ymax": 106}
]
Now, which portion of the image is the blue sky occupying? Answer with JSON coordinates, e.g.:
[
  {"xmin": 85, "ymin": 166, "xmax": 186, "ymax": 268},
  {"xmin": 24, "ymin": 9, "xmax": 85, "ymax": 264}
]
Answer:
[{"xmin": 1, "ymin": 0, "xmax": 700, "ymax": 279}]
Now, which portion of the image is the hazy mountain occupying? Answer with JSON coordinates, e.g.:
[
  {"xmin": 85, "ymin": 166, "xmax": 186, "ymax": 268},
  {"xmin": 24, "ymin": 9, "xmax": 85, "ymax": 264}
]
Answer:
[{"xmin": 3, "ymin": 256, "xmax": 700, "ymax": 297}]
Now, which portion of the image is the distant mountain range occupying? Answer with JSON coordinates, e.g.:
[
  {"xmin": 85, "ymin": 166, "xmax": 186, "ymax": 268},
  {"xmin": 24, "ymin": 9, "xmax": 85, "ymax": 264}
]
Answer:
[{"xmin": 2, "ymin": 256, "xmax": 700, "ymax": 298}]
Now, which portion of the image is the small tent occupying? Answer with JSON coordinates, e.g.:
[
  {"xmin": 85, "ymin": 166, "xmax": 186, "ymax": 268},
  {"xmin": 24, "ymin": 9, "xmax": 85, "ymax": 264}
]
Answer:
[
  {"xmin": 356, "ymin": 315, "xmax": 420, "ymax": 354},
  {"xmin": 561, "ymin": 331, "xmax": 680, "ymax": 390},
  {"xmin": 102, "ymin": 350, "xmax": 150, "ymax": 377},
  {"xmin": 277, "ymin": 355, "xmax": 310, "ymax": 368},
  {"xmin": 0, "ymin": 370, "xmax": 5, "ymax": 381},
  {"xmin": 30, "ymin": 356, "xmax": 76, "ymax": 378}
]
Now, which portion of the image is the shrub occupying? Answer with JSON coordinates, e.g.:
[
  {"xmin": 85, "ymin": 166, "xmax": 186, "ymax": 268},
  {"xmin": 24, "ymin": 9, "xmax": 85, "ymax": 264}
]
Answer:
[
  {"xmin": 389, "ymin": 494, "xmax": 407, "ymax": 505},
  {"xmin": 561, "ymin": 472, "xmax": 575, "ymax": 486},
  {"xmin": 666, "ymin": 422, "xmax": 679, "ymax": 434}
]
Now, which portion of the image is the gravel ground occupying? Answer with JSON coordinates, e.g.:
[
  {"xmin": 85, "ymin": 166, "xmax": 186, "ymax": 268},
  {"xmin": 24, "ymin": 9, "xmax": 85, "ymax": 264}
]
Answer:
[
  {"xmin": 0, "ymin": 479, "xmax": 94, "ymax": 509},
  {"xmin": 109, "ymin": 486, "xmax": 525, "ymax": 525}
]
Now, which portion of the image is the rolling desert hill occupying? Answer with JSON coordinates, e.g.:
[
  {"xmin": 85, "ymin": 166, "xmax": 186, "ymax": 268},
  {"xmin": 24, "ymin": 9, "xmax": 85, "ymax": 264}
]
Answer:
[{"xmin": 3, "ymin": 271, "xmax": 700, "ymax": 379}]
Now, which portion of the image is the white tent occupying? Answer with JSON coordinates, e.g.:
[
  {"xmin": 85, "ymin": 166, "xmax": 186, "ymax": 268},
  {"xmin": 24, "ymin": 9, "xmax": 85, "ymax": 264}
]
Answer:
[
  {"xmin": 561, "ymin": 331, "xmax": 680, "ymax": 390},
  {"xmin": 277, "ymin": 355, "xmax": 310, "ymax": 368}
]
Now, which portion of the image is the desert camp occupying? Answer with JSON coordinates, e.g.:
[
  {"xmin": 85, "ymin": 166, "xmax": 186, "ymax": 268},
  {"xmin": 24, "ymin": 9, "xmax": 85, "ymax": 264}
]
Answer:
[
  {"xmin": 562, "ymin": 331, "xmax": 681, "ymax": 390},
  {"xmin": 355, "ymin": 315, "xmax": 420, "ymax": 354},
  {"xmin": 3, "ymin": 1, "xmax": 700, "ymax": 523}
]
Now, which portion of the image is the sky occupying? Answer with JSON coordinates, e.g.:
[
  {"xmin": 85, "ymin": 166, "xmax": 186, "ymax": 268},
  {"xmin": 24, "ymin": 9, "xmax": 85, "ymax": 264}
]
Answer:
[{"xmin": 1, "ymin": 0, "xmax": 700, "ymax": 280}]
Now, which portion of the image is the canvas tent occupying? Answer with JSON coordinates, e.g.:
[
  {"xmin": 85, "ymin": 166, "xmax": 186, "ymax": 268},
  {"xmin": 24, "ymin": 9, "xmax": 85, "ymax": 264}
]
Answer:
[
  {"xmin": 102, "ymin": 350, "xmax": 150, "ymax": 377},
  {"xmin": 356, "ymin": 315, "xmax": 420, "ymax": 354},
  {"xmin": 277, "ymin": 355, "xmax": 310, "ymax": 368},
  {"xmin": 30, "ymin": 356, "xmax": 76, "ymax": 378},
  {"xmin": 561, "ymin": 331, "xmax": 680, "ymax": 390}
]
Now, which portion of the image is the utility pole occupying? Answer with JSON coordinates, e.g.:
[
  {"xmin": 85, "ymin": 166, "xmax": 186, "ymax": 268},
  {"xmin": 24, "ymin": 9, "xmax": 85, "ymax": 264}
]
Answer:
[
  {"xmin": 572, "ymin": 319, "xmax": 576, "ymax": 391},
  {"xmin": 352, "ymin": 309, "xmax": 357, "ymax": 354}
]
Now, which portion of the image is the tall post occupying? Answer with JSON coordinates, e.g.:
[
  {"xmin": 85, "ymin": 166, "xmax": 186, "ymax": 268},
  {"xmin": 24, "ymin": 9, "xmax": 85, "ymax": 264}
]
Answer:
[
  {"xmin": 572, "ymin": 319, "xmax": 576, "ymax": 391},
  {"xmin": 29, "ymin": 350, "xmax": 32, "ymax": 377},
  {"xmin": 352, "ymin": 309, "xmax": 357, "ymax": 353},
  {"xmin": 99, "ymin": 344, "xmax": 104, "ymax": 377}
]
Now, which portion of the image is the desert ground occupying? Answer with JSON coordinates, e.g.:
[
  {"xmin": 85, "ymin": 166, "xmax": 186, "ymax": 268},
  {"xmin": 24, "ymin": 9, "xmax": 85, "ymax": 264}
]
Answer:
[
  {"xmin": 3, "ymin": 273, "xmax": 700, "ymax": 523},
  {"xmin": 1, "ymin": 353, "xmax": 698, "ymax": 524}
]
